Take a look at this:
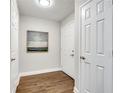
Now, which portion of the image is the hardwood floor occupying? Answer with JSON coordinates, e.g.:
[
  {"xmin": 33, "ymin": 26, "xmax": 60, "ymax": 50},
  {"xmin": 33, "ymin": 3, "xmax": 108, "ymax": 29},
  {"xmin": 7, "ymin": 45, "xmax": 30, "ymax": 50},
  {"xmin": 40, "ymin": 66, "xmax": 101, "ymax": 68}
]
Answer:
[{"xmin": 16, "ymin": 71, "xmax": 74, "ymax": 93}]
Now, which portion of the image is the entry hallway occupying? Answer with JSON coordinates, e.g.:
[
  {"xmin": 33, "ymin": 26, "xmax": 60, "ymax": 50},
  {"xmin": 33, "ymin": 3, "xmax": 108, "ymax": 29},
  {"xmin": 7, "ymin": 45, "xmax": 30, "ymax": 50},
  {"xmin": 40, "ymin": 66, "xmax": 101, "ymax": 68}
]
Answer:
[{"xmin": 16, "ymin": 71, "xmax": 74, "ymax": 93}]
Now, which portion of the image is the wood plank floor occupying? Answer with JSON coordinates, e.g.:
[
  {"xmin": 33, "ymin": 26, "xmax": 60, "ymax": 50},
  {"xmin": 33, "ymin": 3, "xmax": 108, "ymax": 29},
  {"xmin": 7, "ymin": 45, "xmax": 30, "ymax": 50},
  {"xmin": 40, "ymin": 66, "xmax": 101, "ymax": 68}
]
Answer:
[{"xmin": 16, "ymin": 71, "xmax": 74, "ymax": 93}]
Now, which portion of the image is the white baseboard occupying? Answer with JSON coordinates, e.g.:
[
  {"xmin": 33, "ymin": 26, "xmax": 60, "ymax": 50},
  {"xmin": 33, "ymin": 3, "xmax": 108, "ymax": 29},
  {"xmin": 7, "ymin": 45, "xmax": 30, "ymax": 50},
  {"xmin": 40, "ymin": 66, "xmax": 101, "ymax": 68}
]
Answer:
[
  {"xmin": 62, "ymin": 69, "xmax": 75, "ymax": 79},
  {"xmin": 15, "ymin": 75, "xmax": 20, "ymax": 87},
  {"xmin": 20, "ymin": 67, "xmax": 62, "ymax": 77},
  {"xmin": 73, "ymin": 86, "xmax": 79, "ymax": 93}
]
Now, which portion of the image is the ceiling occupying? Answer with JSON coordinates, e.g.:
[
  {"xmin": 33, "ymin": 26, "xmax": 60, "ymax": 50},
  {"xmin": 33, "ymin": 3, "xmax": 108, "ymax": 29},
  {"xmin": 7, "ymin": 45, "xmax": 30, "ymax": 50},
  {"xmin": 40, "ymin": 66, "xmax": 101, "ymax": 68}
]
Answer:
[{"xmin": 17, "ymin": 0, "xmax": 74, "ymax": 21}]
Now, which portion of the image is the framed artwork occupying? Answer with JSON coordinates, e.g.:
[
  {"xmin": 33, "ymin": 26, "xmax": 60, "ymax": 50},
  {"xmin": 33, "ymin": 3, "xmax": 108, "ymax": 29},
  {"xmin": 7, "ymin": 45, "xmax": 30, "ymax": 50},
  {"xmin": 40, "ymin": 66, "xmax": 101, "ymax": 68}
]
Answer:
[{"xmin": 27, "ymin": 31, "xmax": 48, "ymax": 52}]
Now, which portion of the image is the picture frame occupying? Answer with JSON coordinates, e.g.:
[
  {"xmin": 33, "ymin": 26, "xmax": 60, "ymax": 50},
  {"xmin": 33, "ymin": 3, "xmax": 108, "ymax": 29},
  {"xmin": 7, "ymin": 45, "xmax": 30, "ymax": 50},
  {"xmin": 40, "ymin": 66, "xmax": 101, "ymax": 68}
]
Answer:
[{"xmin": 27, "ymin": 31, "xmax": 49, "ymax": 52}]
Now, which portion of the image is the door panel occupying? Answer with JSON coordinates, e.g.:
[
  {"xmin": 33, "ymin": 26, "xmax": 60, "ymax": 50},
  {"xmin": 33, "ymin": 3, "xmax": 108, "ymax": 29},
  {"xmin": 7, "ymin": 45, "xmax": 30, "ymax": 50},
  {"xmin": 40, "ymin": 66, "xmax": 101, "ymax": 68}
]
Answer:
[
  {"xmin": 96, "ymin": 65, "xmax": 104, "ymax": 93},
  {"xmin": 80, "ymin": 0, "xmax": 112, "ymax": 93},
  {"xmin": 84, "ymin": 62, "xmax": 91, "ymax": 93},
  {"xmin": 96, "ymin": 19, "xmax": 104, "ymax": 54},
  {"xmin": 85, "ymin": 24, "xmax": 91, "ymax": 53},
  {"xmin": 61, "ymin": 18, "xmax": 75, "ymax": 79}
]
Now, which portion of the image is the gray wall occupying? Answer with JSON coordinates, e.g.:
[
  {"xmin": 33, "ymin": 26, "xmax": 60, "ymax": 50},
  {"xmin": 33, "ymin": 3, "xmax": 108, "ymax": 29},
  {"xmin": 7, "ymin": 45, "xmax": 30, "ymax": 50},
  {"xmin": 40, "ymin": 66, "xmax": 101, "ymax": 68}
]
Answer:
[{"xmin": 19, "ymin": 16, "xmax": 61, "ymax": 73}]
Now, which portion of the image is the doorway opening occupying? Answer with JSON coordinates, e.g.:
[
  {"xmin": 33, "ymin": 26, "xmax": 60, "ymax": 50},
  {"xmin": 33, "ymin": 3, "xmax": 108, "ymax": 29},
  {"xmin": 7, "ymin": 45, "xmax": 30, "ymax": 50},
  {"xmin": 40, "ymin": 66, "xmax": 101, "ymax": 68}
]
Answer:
[{"xmin": 11, "ymin": 0, "xmax": 76, "ymax": 93}]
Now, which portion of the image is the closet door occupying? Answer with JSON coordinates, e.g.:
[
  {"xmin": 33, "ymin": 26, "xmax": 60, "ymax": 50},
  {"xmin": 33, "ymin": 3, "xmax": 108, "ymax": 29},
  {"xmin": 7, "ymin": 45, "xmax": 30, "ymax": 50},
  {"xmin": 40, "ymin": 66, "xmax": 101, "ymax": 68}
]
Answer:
[
  {"xmin": 80, "ymin": 0, "xmax": 113, "ymax": 93},
  {"xmin": 61, "ymin": 17, "xmax": 75, "ymax": 79}
]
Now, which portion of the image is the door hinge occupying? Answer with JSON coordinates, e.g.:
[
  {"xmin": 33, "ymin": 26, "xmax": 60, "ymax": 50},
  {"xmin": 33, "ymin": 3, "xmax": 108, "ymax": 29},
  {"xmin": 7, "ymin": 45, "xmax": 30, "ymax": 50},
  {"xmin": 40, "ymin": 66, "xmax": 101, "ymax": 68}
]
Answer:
[{"xmin": 112, "ymin": 50, "xmax": 113, "ymax": 57}]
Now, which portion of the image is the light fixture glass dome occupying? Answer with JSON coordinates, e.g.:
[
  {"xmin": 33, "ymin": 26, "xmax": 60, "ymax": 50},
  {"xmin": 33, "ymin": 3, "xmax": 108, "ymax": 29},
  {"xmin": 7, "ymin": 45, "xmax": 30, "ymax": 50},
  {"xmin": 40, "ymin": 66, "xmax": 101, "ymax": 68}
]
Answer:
[{"xmin": 39, "ymin": 0, "xmax": 51, "ymax": 7}]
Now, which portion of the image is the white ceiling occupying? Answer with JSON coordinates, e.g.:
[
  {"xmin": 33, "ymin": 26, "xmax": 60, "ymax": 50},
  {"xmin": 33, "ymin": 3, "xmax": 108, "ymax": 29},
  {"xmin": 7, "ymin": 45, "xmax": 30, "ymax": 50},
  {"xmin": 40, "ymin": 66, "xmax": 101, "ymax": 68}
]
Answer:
[{"xmin": 17, "ymin": 0, "xmax": 74, "ymax": 21}]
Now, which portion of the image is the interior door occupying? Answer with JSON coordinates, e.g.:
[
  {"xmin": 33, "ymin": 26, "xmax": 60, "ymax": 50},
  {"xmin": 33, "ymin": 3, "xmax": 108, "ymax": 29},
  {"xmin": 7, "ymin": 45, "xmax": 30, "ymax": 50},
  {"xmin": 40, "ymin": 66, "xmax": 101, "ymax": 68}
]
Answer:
[
  {"xmin": 61, "ymin": 19, "xmax": 75, "ymax": 79},
  {"xmin": 80, "ymin": 0, "xmax": 112, "ymax": 93},
  {"xmin": 11, "ymin": 0, "xmax": 19, "ymax": 92}
]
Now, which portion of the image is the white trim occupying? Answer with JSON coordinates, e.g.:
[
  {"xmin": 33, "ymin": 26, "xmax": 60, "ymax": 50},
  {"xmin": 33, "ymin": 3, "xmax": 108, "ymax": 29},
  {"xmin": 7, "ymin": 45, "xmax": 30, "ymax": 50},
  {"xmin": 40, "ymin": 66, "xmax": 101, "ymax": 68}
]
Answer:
[
  {"xmin": 73, "ymin": 86, "xmax": 79, "ymax": 93},
  {"xmin": 62, "ymin": 68, "xmax": 75, "ymax": 80},
  {"xmin": 80, "ymin": 0, "xmax": 92, "ymax": 7},
  {"xmin": 15, "ymin": 75, "xmax": 20, "ymax": 87},
  {"xmin": 12, "ymin": 75, "xmax": 20, "ymax": 93},
  {"xmin": 20, "ymin": 67, "xmax": 62, "ymax": 77}
]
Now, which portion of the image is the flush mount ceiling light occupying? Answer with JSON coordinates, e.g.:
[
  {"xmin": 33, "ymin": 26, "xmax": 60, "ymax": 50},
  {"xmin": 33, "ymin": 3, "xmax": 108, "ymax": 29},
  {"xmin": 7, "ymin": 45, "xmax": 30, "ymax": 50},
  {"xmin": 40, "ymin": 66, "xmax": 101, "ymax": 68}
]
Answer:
[{"xmin": 39, "ymin": 0, "xmax": 52, "ymax": 7}]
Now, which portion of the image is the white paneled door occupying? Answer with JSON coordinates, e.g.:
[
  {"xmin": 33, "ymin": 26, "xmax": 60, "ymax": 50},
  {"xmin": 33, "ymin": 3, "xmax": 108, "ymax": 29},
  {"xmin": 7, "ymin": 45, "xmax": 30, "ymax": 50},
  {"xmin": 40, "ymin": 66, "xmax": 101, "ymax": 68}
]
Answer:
[{"xmin": 80, "ymin": 0, "xmax": 112, "ymax": 93}]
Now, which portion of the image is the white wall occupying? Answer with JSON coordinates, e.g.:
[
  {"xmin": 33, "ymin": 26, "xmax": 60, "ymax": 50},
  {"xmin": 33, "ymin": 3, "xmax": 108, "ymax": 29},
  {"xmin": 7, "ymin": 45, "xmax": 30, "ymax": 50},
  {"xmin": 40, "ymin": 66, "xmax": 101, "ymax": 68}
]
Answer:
[
  {"xmin": 60, "ymin": 13, "xmax": 75, "ymax": 79},
  {"xmin": 19, "ymin": 16, "xmax": 61, "ymax": 73}
]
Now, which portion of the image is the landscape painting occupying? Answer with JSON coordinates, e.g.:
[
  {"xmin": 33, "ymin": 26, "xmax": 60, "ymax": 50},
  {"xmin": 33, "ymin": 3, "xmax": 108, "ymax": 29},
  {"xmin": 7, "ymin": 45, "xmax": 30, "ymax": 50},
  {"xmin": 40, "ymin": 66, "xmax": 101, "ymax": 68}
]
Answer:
[{"xmin": 27, "ymin": 31, "xmax": 48, "ymax": 52}]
